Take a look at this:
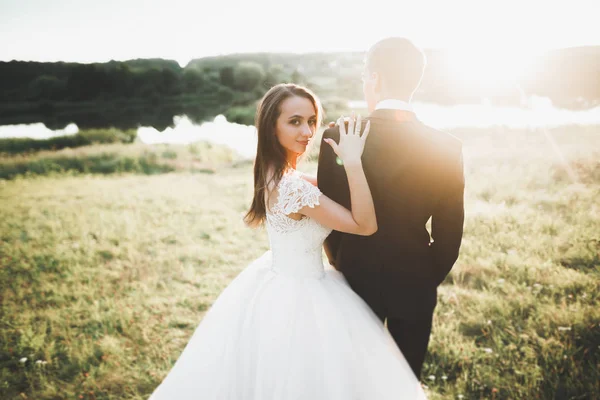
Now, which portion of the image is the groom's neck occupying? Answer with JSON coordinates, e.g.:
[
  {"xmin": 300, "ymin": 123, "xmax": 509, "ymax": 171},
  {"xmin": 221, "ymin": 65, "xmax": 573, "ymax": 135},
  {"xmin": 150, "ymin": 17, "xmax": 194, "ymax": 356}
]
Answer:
[{"xmin": 378, "ymin": 92, "xmax": 412, "ymax": 103}]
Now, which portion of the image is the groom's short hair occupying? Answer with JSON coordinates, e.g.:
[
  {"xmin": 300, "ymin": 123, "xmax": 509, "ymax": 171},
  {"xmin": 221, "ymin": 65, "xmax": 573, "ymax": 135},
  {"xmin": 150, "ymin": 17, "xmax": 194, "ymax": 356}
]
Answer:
[{"xmin": 366, "ymin": 37, "xmax": 426, "ymax": 97}]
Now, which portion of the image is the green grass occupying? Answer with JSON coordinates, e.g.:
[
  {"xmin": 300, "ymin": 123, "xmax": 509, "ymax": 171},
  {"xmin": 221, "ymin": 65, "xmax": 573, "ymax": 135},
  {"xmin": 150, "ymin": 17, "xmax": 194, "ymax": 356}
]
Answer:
[
  {"xmin": 1, "ymin": 125, "xmax": 599, "ymax": 399},
  {"xmin": 0, "ymin": 141, "xmax": 237, "ymax": 180}
]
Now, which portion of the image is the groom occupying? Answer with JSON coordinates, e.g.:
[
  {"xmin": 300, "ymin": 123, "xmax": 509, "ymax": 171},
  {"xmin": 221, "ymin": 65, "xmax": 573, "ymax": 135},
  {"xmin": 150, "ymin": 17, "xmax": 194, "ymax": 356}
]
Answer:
[{"xmin": 317, "ymin": 37, "xmax": 465, "ymax": 379}]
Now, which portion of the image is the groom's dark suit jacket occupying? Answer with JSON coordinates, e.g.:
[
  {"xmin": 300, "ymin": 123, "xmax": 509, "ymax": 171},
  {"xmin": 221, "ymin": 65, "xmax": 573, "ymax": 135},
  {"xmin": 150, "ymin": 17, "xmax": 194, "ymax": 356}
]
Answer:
[{"xmin": 317, "ymin": 109, "xmax": 465, "ymax": 320}]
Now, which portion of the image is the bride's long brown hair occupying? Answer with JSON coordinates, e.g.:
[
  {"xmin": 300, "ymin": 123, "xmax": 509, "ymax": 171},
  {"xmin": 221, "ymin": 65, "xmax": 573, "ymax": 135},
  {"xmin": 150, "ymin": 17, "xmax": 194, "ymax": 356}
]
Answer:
[{"xmin": 244, "ymin": 83, "xmax": 322, "ymax": 227}]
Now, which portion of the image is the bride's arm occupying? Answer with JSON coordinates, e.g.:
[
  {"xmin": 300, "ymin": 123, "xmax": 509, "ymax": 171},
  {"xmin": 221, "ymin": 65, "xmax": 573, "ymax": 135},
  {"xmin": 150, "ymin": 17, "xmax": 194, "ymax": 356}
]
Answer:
[
  {"xmin": 301, "ymin": 159, "xmax": 376, "ymax": 236},
  {"xmin": 299, "ymin": 116, "xmax": 376, "ymax": 236}
]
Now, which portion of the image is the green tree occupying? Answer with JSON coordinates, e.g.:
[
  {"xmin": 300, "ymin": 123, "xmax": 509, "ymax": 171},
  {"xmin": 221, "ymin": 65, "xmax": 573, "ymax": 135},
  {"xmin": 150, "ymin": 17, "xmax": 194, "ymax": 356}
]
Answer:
[
  {"xmin": 27, "ymin": 75, "xmax": 66, "ymax": 100},
  {"xmin": 265, "ymin": 64, "xmax": 284, "ymax": 86},
  {"xmin": 219, "ymin": 66, "xmax": 235, "ymax": 88},
  {"xmin": 233, "ymin": 62, "xmax": 265, "ymax": 92},
  {"xmin": 109, "ymin": 63, "xmax": 134, "ymax": 97},
  {"xmin": 182, "ymin": 68, "xmax": 205, "ymax": 93},
  {"xmin": 290, "ymin": 68, "xmax": 304, "ymax": 84},
  {"xmin": 160, "ymin": 68, "xmax": 180, "ymax": 95}
]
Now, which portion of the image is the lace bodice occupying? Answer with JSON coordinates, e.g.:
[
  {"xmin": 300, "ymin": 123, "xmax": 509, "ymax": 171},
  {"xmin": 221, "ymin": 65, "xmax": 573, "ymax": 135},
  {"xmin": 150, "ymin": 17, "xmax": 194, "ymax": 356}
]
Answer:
[{"xmin": 265, "ymin": 170, "xmax": 332, "ymax": 279}]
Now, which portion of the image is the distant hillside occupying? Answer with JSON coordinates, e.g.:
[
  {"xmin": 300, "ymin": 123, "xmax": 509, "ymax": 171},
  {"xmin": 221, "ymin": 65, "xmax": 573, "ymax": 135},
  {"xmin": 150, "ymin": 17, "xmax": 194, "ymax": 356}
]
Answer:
[{"xmin": 185, "ymin": 46, "xmax": 600, "ymax": 109}]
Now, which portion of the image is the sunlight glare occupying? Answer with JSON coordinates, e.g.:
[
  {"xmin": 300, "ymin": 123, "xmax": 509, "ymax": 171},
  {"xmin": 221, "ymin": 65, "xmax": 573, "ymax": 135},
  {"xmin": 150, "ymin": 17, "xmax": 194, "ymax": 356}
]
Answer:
[{"xmin": 446, "ymin": 48, "xmax": 537, "ymax": 92}]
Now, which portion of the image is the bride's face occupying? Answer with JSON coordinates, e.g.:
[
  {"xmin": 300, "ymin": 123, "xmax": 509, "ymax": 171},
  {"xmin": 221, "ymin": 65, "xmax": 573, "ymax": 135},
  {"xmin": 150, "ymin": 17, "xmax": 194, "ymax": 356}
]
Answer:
[{"xmin": 275, "ymin": 96, "xmax": 317, "ymax": 160}]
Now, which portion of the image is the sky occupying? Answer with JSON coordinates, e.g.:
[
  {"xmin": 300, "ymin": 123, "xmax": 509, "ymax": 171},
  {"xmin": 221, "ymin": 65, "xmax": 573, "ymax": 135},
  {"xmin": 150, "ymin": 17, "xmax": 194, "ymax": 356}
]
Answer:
[{"xmin": 1, "ymin": 0, "xmax": 598, "ymax": 67}]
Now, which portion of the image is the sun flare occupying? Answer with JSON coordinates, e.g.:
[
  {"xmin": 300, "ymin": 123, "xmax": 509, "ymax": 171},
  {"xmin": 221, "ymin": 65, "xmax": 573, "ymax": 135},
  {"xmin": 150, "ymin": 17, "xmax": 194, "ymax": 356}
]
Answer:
[{"xmin": 445, "ymin": 48, "xmax": 537, "ymax": 91}]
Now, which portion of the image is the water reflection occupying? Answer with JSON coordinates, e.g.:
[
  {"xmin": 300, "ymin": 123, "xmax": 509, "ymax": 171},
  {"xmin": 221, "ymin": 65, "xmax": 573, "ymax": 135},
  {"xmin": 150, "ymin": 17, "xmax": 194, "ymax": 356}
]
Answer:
[
  {"xmin": 138, "ymin": 115, "xmax": 257, "ymax": 159},
  {"xmin": 0, "ymin": 122, "xmax": 79, "ymax": 139},
  {"xmin": 1, "ymin": 100, "xmax": 599, "ymax": 159},
  {"xmin": 349, "ymin": 97, "xmax": 600, "ymax": 129}
]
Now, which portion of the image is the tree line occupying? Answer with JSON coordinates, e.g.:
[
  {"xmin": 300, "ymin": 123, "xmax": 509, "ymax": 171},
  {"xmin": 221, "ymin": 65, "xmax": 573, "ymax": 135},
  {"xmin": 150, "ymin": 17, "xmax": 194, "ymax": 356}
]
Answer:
[{"xmin": 0, "ymin": 47, "xmax": 598, "ymax": 128}]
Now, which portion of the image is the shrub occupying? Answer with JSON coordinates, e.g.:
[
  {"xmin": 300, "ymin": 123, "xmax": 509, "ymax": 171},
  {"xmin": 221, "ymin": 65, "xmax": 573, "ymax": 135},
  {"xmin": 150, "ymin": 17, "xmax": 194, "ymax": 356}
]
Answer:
[
  {"xmin": 224, "ymin": 106, "xmax": 256, "ymax": 125},
  {"xmin": 0, "ymin": 128, "xmax": 137, "ymax": 155}
]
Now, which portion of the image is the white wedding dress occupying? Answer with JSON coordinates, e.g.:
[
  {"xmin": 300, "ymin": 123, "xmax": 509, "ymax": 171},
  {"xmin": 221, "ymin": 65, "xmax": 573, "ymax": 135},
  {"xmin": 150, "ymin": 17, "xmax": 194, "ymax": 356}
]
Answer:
[{"xmin": 149, "ymin": 170, "xmax": 427, "ymax": 399}]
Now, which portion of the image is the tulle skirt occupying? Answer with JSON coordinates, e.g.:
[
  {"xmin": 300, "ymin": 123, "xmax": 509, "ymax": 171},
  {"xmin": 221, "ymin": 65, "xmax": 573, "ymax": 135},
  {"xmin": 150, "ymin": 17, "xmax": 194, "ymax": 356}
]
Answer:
[{"xmin": 149, "ymin": 251, "xmax": 427, "ymax": 399}]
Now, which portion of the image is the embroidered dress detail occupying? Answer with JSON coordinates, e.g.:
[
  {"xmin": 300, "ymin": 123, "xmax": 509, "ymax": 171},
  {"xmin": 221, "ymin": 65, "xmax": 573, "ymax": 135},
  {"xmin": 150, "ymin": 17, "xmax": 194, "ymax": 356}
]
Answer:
[{"xmin": 267, "ymin": 171, "xmax": 323, "ymax": 233}]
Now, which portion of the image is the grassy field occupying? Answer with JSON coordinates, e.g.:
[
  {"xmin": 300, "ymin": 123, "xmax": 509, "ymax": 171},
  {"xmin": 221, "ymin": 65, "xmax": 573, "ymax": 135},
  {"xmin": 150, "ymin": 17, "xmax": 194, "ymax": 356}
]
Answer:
[
  {"xmin": 1, "ymin": 125, "xmax": 599, "ymax": 399},
  {"xmin": 0, "ymin": 141, "xmax": 238, "ymax": 180}
]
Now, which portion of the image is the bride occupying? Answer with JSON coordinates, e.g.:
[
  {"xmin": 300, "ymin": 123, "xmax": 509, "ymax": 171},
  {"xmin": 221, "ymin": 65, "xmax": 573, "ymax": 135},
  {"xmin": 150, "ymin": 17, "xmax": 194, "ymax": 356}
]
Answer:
[{"xmin": 149, "ymin": 83, "xmax": 427, "ymax": 399}]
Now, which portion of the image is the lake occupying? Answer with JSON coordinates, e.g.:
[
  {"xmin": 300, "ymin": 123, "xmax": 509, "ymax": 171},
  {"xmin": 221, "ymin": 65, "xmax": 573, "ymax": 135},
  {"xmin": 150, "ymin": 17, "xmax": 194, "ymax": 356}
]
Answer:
[{"xmin": 1, "ymin": 98, "xmax": 599, "ymax": 159}]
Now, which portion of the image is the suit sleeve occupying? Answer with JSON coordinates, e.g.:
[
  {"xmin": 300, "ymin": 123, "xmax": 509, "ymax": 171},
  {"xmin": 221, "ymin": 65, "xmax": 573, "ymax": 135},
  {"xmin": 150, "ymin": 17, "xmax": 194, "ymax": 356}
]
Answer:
[
  {"xmin": 430, "ymin": 146, "xmax": 465, "ymax": 285},
  {"xmin": 317, "ymin": 127, "xmax": 350, "ymax": 267}
]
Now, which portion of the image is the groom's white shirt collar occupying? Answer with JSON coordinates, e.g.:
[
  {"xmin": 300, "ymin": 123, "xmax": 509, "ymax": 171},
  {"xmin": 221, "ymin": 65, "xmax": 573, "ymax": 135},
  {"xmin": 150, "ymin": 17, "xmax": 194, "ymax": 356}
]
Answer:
[{"xmin": 374, "ymin": 99, "xmax": 414, "ymax": 112}]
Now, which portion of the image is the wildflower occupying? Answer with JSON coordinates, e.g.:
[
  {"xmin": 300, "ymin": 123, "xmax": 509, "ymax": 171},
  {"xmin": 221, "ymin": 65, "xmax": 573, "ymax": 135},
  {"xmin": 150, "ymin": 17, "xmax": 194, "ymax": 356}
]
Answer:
[
  {"xmin": 458, "ymin": 395, "xmax": 464, "ymax": 399},
  {"xmin": 35, "ymin": 360, "xmax": 43, "ymax": 365},
  {"xmin": 487, "ymin": 320, "xmax": 492, "ymax": 325},
  {"xmin": 558, "ymin": 326, "xmax": 572, "ymax": 331},
  {"xmin": 484, "ymin": 348, "xmax": 493, "ymax": 353},
  {"xmin": 497, "ymin": 279, "xmax": 505, "ymax": 284},
  {"xmin": 428, "ymin": 375, "xmax": 435, "ymax": 381},
  {"xmin": 19, "ymin": 357, "xmax": 27, "ymax": 363},
  {"xmin": 442, "ymin": 375, "xmax": 448, "ymax": 381}
]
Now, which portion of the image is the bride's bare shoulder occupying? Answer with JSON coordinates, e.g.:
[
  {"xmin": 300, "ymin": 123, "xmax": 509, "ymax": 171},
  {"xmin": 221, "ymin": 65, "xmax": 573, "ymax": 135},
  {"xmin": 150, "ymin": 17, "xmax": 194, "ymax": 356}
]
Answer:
[{"xmin": 299, "ymin": 172, "xmax": 317, "ymax": 187}]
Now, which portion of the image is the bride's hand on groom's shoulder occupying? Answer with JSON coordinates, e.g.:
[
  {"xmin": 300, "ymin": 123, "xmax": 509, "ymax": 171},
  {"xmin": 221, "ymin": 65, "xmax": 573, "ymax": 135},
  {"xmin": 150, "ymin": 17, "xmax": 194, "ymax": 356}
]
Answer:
[
  {"xmin": 323, "ymin": 113, "xmax": 370, "ymax": 166},
  {"xmin": 327, "ymin": 115, "xmax": 350, "ymax": 128}
]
